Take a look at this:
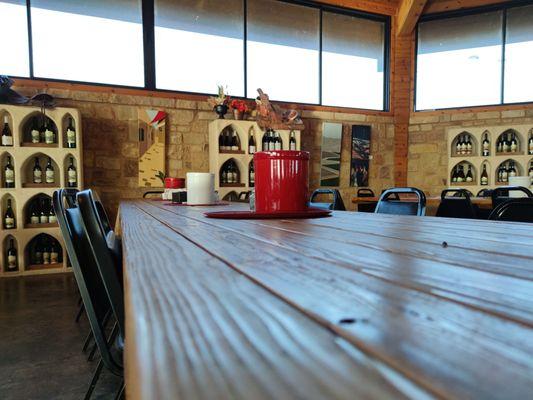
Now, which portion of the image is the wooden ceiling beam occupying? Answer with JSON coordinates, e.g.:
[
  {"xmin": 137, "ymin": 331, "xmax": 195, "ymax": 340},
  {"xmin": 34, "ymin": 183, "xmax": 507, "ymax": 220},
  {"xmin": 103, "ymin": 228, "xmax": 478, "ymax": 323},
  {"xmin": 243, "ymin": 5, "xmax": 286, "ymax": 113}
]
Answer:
[
  {"xmin": 397, "ymin": 0, "xmax": 428, "ymax": 35},
  {"xmin": 318, "ymin": 0, "xmax": 399, "ymax": 16},
  {"xmin": 423, "ymin": 0, "xmax": 507, "ymax": 14}
]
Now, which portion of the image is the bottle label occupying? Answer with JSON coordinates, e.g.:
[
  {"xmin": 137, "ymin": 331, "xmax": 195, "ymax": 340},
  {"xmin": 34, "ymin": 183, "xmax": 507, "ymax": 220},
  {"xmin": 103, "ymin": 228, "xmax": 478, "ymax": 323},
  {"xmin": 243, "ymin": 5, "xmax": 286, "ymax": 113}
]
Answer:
[
  {"xmin": 2, "ymin": 136, "xmax": 13, "ymax": 146},
  {"xmin": 510, "ymin": 143, "xmax": 517, "ymax": 152},
  {"xmin": 34, "ymin": 170, "xmax": 42, "ymax": 183},
  {"xmin": 43, "ymin": 252, "xmax": 50, "ymax": 264},
  {"xmin": 481, "ymin": 177, "xmax": 488, "ymax": 185},
  {"xmin": 51, "ymin": 252, "xmax": 59, "ymax": 264},
  {"xmin": 466, "ymin": 176, "xmax": 473, "ymax": 182},
  {"xmin": 5, "ymin": 169, "xmax": 14, "ymax": 183},
  {"xmin": 45, "ymin": 130, "xmax": 54, "ymax": 144},
  {"xmin": 67, "ymin": 129, "xmax": 76, "ymax": 145},
  {"xmin": 5, "ymin": 217, "xmax": 14, "ymax": 228},
  {"xmin": 49, "ymin": 215, "xmax": 57, "ymax": 224},
  {"xmin": 46, "ymin": 170, "xmax": 55, "ymax": 183},
  {"xmin": 231, "ymin": 145, "xmax": 238, "ymax": 151},
  {"xmin": 8, "ymin": 255, "xmax": 16, "ymax": 269},
  {"xmin": 31, "ymin": 216, "xmax": 40, "ymax": 224},
  {"xmin": 68, "ymin": 170, "xmax": 77, "ymax": 183},
  {"xmin": 40, "ymin": 216, "xmax": 49, "ymax": 224},
  {"xmin": 275, "ymin": 142, "xmax": 282, "ymax": 151},
  {"xmin": 249, "ymin": 145, "xmax": 255, "ymax": 154},
  {"xmin": 290, "ymin": 143, "xmax": 296, "ymax": 151},
  {"xmin": 31, "ymin": 130, "xmax": 40, "ymax": 143},
  {"xmin": 268, "ymin": 142, "xmax": 275, "ymax": 151}
]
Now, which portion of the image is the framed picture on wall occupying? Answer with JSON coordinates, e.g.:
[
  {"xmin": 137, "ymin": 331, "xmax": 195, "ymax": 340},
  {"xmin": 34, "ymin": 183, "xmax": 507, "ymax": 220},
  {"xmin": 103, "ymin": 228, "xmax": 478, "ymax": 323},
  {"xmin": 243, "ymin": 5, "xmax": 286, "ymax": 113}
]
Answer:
[
  {"xmin": 350, "ymin": 125, "xmax": 371, "ymax": 187},
  {"xmin": 320, "ymin": 122, "xmax": 343, "ymax": 186}
]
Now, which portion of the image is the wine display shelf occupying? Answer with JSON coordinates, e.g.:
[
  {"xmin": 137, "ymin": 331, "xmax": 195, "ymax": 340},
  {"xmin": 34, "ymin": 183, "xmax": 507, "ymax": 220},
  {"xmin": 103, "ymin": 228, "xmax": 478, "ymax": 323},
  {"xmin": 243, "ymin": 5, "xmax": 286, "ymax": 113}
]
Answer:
[
  {"xmin": 209, "ymin": 119, "xmax": 301, "ymax": 199},
  {"xmin": 447, "ymin": 124, "xmax": 533, "ymax": 195},
  {"xmin": 0, "ymin": 104, "xmax": 83, "ymax": 278}
]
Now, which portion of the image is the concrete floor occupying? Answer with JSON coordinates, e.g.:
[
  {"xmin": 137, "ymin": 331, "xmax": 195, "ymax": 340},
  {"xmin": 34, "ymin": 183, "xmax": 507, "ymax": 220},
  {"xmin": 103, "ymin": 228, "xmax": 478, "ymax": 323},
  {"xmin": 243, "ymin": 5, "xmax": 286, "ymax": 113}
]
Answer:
[{"xmin": 0, "ymin": 273, "xmax": 122, "ymax": 399}]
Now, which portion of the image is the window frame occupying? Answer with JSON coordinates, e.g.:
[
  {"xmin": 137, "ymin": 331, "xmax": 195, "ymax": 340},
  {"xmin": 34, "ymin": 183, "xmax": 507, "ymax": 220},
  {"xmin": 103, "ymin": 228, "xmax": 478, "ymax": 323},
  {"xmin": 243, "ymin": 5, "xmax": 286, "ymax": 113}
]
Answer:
[
  {"xmin": 414, "ymin": 0, "xmax": 533, "ymax": 111},
  {"xmin": 9, "ymin": 0, "xmax": 390, "ymax": 111}
]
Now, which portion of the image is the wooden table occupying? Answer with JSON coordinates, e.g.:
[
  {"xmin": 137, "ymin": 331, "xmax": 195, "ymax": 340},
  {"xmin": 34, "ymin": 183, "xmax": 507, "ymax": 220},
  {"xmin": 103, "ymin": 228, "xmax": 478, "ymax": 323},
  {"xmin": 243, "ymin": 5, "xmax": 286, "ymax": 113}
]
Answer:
[
  {"xmin": 119, "ymin": 200, "xmax": 533, "ymax": 400},
  {"xmin": 352, "ymin": 196, "xmax": 493, "ymax": 215}
]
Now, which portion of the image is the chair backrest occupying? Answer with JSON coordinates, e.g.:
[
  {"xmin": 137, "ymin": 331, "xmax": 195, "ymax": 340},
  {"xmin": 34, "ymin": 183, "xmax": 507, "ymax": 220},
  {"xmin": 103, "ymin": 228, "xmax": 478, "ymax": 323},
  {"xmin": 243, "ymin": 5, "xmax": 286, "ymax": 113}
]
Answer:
[
  {"xmin": 489, "ymin": 197, "xmax": 533, "ymax": 222},
  {"xmin": 488, "ymin": 198, "xmax": 533, "ymax": 222},
  {"xmin": 309, "ymin": 189, "xmax": 346, "ymax": 211},
  {"xmin": 77, "ymin": 189, "xmax": 125, "ymax": 343},
  {"xmin": 491, "ymin": 186, "xmax": 533, "ymax": 208},
  {"xmin": 222, "ymin": 190, "xmax": 239, "ymax": 202},
  {"xmin": 375, "ymin": 187, "xmax": 426, "ymax": 216},
  {"xmin": 357, "ymin": 188, "xmax": 375, "ymax": 198},
  {"xmin": 436, "ymin": 189, "xmax": 477, "ymax": 219},
  {"xmin": 53, "ymin": 189, "xmax": 122, "ymax": 375},
  {"xmin": 477, "ymin": 188, "xmax": 493, "ymax": 198},
  {"xmin": 143, "ymin": 190, "xmax": 164, "ymax": 199}
]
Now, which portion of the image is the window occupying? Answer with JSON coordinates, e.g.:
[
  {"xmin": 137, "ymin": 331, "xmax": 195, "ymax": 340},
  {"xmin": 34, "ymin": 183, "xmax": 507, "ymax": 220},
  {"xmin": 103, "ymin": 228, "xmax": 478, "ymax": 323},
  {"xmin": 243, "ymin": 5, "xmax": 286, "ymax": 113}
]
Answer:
[
  {"xmin": 154, "ymin": 0, "xmax": 244, "ymax": 95},
  {"xmin": 322, "ymin": 12, "xmax": 385, "ymax": 110},
  {"xmin": 416, "ymin": 12, "xmax": 503, "ymax": 110},
  {"xmin": 246, "ymin": 0, "xmax": 319, "ymax": 104},
  {"xmin": 504, "ymin": 4, "xmax": 533, "ymax": 104},
  {"xmin": 0, "ymin": 0, "xmax": 30, "ymax": 77},
  {"xmin": 30, "ymin": 0, "xmax": 144, "ymax": 87}
]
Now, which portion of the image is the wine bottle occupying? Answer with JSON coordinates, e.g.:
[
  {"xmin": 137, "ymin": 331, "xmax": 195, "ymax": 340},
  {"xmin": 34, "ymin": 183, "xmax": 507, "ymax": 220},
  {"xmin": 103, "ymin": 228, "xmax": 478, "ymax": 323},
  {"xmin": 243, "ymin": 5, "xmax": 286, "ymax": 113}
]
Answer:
[
  {"xmin": 289, "ymin": 130, "xmax": 297, "ymax": 151},
  {"xmin": 465, "ymin": 165, "xmax": 473, "ymax": 182},
  {"xmin": 262, "ymin": 130, "xmax": 269, "ymax": 151},
  {"xmin": 497, "ymin": 136, "xmax": 503, "ymax": 153},
  {"xmin": 4, "ymin": 156, "xmax": 14, "ymax": 188},
  {"xmin": 34, "ymin": 242, "xmax": 43, "ymax": 265},
  {"xmin": 508, "ymin": 161, "xmax": 517, "ymax": 178},
  {"xmin": 50, "ymin": 241, "xmax": 59, "ymax": 264},
  {"xmin": 455, "ymin": 137, "xmax": 462, "ymax": 155},
  {"xmin": 451, "ymin": 166, "xmax": 458, "ymax": 183},
  {"xmin": 504, "ymin": 133, "xmax": 511, "ymax": 153},
  {"xmin": 501, "ymin": 164, "xmax": 508, "ymax": 182},
  {"xmin": 67, "ymin": 157, "xmax": 77, "ymax": 188},
  {"xmin": 221, "ymin": 164, "xmax": 228, "ymax": 184},
  {"xmin": 529, "ymin": 134, "xmax": 533, "ymax": 155},
  {"xmin": 249, "ymin": 128, "xmax": 256, "ymax": 154},
  {"xmin": 218, "ymin": 132, "xmax": 224, "ymax": 151},
  {"xmin": 480, "ymin": 164, "xmax": 488, "ymax": 186},
  {"xmin": 44, "ymin": 120, "xmax": 55, "ymax": 144},
  {"xmin": 39, "ymin": 199, "xmax": 49, "ymax": 224},
  {"xmin": 33, "ymin": 157, "xmax": 42, "ymax": 184},
  {"xmin": 66, "ymin": 117, "xmax": 76, "ymax": 148},
  {"xmin": 482, "ymin": 133, "xmax": 490, "ymax": 156},
  {"xmin": 510, "ymin": 133, "xmax": 518, "ymax": 153},
  {"xmin": 249, "ymin": 162, "xmax": 255, "ymax": 188},
  {"xmin": 268, "ymin": 129, "xmax": 276, "ymax": 151},
  {"xmin": 231, "ymin": 162, "xmax": 238, "ymax": 184},
  {"xmin": 274, "ymin": 132, "xmax": 282, "ymax": 151},
  {"xmin": 230, "ymin": 130, "xmax": 238, "ymax": 151},
  {"xmin": 1, "ymin": 115, "xmax": 13, "ymax": 147},
  {"xmin": 48, "ymin": 200, "xmax": 57, "ymax": 224},
  {"xmin": 6, "ymin": 239, "xmax": 17, "ymax": 272},
  {"xmin": 456, "ymin": 165, "xmax": 465, "ymax": 182},
  {"xmin": 459, "ymin": 135, "xmax": 467, "ymax": 155},
  {"xmin": 465, "ymin": 135, "xmax": 472, "ymax": 155},
  {"xmin": 45, "ymin": 157, "xmax": 55, "ymax": 184},
  {"xmin": 31, "ymin": 117, "xmax": 40, "ymax": 143},
  {"xmin": 30, "ymin": 204, "xmax": 40, "ymax": 225},
  {"xmin": 4, "ymin": 198, "xmax": 15, "ymax": 229},
  {"xmin": 42, "ymin": 240, "xmax": 50, "ymax": 265}
]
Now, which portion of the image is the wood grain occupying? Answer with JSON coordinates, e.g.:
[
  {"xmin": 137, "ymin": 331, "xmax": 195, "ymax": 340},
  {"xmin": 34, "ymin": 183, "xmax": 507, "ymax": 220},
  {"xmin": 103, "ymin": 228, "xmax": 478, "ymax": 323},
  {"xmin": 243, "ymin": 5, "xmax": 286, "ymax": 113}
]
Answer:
[
  {"xmin": 128, "ymin": 201, "xmax": 533, "ymax": 399},
  {"xmin": 120, "ymin": 202, "xmax": 426, "ymax": 400}
]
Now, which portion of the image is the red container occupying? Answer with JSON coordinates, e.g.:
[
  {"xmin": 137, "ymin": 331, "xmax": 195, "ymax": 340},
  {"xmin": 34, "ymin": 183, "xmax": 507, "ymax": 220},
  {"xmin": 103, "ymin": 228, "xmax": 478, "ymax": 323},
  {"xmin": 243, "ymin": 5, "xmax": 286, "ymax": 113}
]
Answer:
[
  {"xmin": 254, "ymin": 151, "xmax": 310, "ymax": 213},
  {"xmin": 164, "ymin": 177, "xmax": 185, "ymax": 189}
]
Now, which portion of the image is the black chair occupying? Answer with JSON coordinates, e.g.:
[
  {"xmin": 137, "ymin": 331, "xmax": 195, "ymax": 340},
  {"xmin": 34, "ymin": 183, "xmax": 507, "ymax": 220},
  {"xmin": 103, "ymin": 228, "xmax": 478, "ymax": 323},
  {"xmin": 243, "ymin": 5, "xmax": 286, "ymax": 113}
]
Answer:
[
  {"xmin": 309, "ymin": 189, "xmax": 346, "ymax": 211},
  {"xmin": 375, "ymin": 187, "xmax": 426, "ymax": 216},
  {"xmin": 237, "ymin": 191, "xmax": 250, "ymax": 203},
  {"xmin": 491, "ymin": 186, "xmax": 533, "ymax": 209},
  {"xmin": 489, "ymin": 198, "xmax": 533, "ymax": 222},
  {"xmin": 143, "ymin": 190, "xmax": 164, "ymax": 199},
  {"xmin": 357, "ymin": 188, "xmax": 376, "ymax": 213},
  {"xmin": 53, "ymin": 190, "xmax": 124, "ymax": 399},
  {"xmin": 477, "ymin": 188, "xmax": 493, "ymax": 198},
  {"xmin": 222, "ymin": 190, "xmax": 239, "ymax": 202},
  {"xmin": 436, "ymin": 189, "xmax": 477, "ymax": 219}
]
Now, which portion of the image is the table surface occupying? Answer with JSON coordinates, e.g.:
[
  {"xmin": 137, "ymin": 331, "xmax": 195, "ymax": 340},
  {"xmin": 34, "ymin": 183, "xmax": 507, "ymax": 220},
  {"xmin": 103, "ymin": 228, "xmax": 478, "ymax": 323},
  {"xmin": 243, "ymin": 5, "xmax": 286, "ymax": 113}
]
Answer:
[{"xmin": 119, "ymin": 200, "xmax": 533, "ymax": 400}]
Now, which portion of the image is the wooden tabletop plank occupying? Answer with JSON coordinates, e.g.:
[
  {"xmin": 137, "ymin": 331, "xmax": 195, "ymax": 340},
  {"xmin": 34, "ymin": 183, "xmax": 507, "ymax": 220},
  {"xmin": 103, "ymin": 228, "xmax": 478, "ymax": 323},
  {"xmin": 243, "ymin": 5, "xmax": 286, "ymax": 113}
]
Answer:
[
  {"xmin": 120, "ymin": 203, "xmax": 425, "ymax": 400},
  {"xmin": 135, "ymin": 201, "xmax": 533, "ymax": 400}
]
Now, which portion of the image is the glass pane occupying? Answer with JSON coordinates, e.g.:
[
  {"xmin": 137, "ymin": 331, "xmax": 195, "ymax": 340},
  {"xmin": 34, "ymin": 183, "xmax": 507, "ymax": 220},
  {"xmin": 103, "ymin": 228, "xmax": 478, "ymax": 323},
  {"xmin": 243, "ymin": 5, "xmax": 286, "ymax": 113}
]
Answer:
[
  {"xmin": 31, "ymin": 0, "xmax": 144, "ymax": 86},
  {"xmin": 416, "ymin": 12, "xmax": 503, "ymax": 110},
  {"xmin": 504, "ymin": 5, "xmax": 533, "ymax": 104},
  {"xmin": 0, "ymin": 0, "xmax": 29, "ymax": 77},
  {"xmin": 155, "ymin": 0, "xmax": 244, "ymax": 96},
  {"xmin": 322, "ymin": 12, "xmax": 385, "ymax": 110},
  {"xmin": 247, "ymin": 0, "xmax": 319, "ymax": 104}
]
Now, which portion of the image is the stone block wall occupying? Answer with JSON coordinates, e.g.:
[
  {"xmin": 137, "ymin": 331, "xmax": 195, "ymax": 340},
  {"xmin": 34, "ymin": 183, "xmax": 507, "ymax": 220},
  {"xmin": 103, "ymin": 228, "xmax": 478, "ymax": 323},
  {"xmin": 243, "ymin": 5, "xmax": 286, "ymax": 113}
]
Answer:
[
  {"xmin": 12, "ymin": 84, "xmax": 396, "ymax": 218},
  {"xmin": 408, "ymin": 109, "xmax": 533, "ymax": 196}
]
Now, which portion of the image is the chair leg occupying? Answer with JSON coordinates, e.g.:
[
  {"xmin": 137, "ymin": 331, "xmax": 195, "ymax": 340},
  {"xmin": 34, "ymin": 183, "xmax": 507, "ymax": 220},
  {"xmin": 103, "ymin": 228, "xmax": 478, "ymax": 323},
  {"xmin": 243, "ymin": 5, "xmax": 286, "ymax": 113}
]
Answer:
[
  {"xmin": 75, "ymin": 303, "xmax": 85, "ymax": 323},
  {"xmin": 82, "ymin": 330, "xmax": 93, "ymax": 353},
  {"xmin": 114, "ymin": 381, "xmax": 125, "ymax": 400},
  {"xmin": 84, "ymin": 359, "xmax": 103, "ymax": 400}
]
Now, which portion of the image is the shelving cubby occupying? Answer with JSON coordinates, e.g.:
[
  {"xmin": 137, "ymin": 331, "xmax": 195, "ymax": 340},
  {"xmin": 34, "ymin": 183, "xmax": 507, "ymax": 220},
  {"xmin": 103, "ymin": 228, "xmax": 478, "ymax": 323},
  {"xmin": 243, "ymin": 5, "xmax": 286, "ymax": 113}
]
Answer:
[
  {"xmin": 447, "ymin": 124, "xmax": 532, "ymax": 195},
  {"xmin": 0, "ymin": 105, "xmax": 83, "ymax": 278},
  {"xmin": 209, "ymin": 119, "xmax": 302, "ymax": 200}
]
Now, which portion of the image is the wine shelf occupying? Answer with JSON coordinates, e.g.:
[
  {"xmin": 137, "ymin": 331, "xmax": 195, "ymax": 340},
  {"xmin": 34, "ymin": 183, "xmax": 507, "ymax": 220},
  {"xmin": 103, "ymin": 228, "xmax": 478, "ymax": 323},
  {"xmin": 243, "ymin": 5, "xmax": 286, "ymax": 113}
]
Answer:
[
  {"xmin": 209, "ymin": 120, "xmax": 302, "ymax": 200},
  {"xmin": 447, "ymin": 124, "xmax": 533, "ymax": 195},
  {"xmin": 0, "ymin": 104, "xmax": 83, "ymax": 278}
]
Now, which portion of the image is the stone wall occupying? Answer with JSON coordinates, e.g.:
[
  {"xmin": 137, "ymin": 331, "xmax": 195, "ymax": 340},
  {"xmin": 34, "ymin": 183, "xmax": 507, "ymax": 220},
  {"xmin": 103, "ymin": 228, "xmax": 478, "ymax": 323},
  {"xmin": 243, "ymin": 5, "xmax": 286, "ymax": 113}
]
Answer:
[
  {"xmin": 12, "ymin": 84, "xmax": 396, "ymax": 218},
  {"xmin": 408, "ymin": 109, "xmax": 533, "ymax": 196}
]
